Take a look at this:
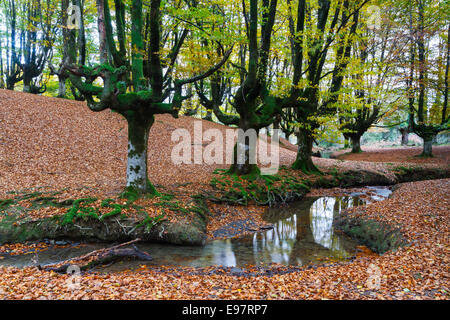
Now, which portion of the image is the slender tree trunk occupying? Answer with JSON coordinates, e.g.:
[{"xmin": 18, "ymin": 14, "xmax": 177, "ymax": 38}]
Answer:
[
  {"xmin": 0, "ymin": 39, "xmax": 4, "ymax": 89},
  {"xmin": 351, "ymin": 135, "xmax": 362, "ymax": 153},
  {"xmin": 96, "ymin": 0, "xmax": 108, "ymax": 64},
  {"xmin": 442, "ymin": 24, "xmax": 449, "ymax": 124},
  {"xmin": 400, "ymin": 128, "xmax": 409, "ymax": 146},
  {"xmin": 125, "ymin": 113, "xmax": 156, "ymax": 193},
  {"xmin": 292, "ymin": 130, "xmax": 319, "ymax": 173},
  {"xmin": 76, "ymin": 0, "xmax": 86, "ymax": 65},
  {"xmin": 58, "ymin": 78, "xmax": 67, "ymax": 98}
]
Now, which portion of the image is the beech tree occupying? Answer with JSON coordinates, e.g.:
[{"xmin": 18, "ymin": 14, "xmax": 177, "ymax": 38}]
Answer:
[
  {"xmin": 406, "ymin": 0, "xmax": 449, "ymax": 156},
  {"xmin": 49, "ymin": 0, "xmax": 86, "ymax": 98},
  {"xmin": 339, "ymin": 8, "xmax": 403, "ymax": 153},
  {"xmin": 276, "ymin": 0, "xmax": 365, "ymax": 172},
  {"xmin": 1, "ymin": 0, "xmax": 22, "ymax": 90},
  {"xmin": 225, "ymin": 0, "xmax": 280, "ymax": 175},
  {"xmin": 20, "ymin": 0, "xmax": 57, "ymax": 93},
  {"xmin": 65, "ymin": 0, "xmax": 231, "ymax": 194},
  {"xmin": 184, "ymin": 0, "xmax": 281, "ymax": 175},
  {"xmin": 194, "ymin": 42, "xmax": 234, "ymax": 123},
  {"xmin": 0, "ymin": 0, "xmax": 58, "ymax": 93}
]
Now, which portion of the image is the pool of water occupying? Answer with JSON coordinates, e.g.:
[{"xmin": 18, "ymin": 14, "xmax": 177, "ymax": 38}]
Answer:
[{"xmin": 0, "ymin": 186, "xmax": 391, "ymax": 271}]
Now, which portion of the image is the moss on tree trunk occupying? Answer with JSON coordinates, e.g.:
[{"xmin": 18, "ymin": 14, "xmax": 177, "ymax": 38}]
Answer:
[
  {"xmin": 351, "ymin": 135, "xmax": 362, "ymax": 153},
  {"xmin": 421, "ymin": 137, "xmax": 433, "ymax": 157},
  {"xmin": 125, "ymin": 111, "xmax": 157, "ymax": 194},
  {"xmin": 292, "ymin": 130, "xmax": 320, "ymax": 174},
  {"xmin": 228, "ymin": 117, "xmax": 260, "ymax": 176}
]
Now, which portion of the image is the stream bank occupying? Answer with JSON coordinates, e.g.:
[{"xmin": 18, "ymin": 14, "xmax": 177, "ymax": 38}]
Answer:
[
  {"xmin": 0, "ymin": 186, "xmax": 393, "ymax": 272},
  {"xmin": 0, "ymin": 164, "xmax": 447, "ymax": 247}
]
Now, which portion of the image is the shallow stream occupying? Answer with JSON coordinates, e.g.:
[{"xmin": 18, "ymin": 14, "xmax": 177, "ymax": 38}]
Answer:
[{"xmin": 0, "ymin": 186, "xmax": 391, "ymax": 272}]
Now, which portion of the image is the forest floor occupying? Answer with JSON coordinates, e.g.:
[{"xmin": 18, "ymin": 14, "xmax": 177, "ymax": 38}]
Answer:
[
  {"xmin": 0, "ymin": 89, "xmax": 449, "ymax": 299},
  {"xmin": 334, "ymin": 146, "xmax": 450, "ymax": 165},
  {"xmin": 0, "ymin": 178, "xmax": 448, "ymax": 300}
]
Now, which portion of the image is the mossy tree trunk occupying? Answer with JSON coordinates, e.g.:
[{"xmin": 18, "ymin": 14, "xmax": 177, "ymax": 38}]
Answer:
[
  {"xmin": 228, "ymin": 116, "xmax": 260, "ymax": 175},
  {"xmin": 229, "ymin": 145, "xmax": 260, "ymax": 176},
  {"xmin": 292, "ymin": 130, "xmax": 319, "ymax": 173},
  {"xmin": 280, "ymin": 0, "xmax": 361, "ymax": 176},
  {"xmin": 408, "ymin": 4, "xmax": 448, "ymax": 158},
  {"xmin": 225, "ymin": 0, "xmax": 279, "ymax": 176},
  {"xmin": 351, "ymin": 135, "xmax": 362, "ymax": 153},
  {"xmin": 125, "ymin": 111, "xmax": 155, "ymax": 193},
  {"xmin": 66, "ymin": 0, "xmax": 231, "ymax": 197},
  {"xmin": 421, "ymin": 135, "xmax": 434, "ymax": 157}
]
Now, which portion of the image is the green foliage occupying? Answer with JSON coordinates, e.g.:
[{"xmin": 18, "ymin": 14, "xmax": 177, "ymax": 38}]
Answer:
[
  {"xmin": 207, "ymin": 168, "xmax": 310, "ymax": 206},
  {"xmin": 0, "ymin": 199, "xmax": 15, "ymax": 212},
  {"xmin": 159, "ymin": 193, "xmax": 175, "ymax": 201},
  {"xmin": 136, "ymin": 213, "xmax": 166, "ymax": 232},
  {"xmin": 393, "ymin": 166, "xmax": 413, "ymax": 176},
  {"xmin": 119, "ymin": 187, "xmax": 140, "ymax": 202},
  {"xmin": 99, "ymin": 200, "xmax": 125, "ymax": 221},
  {"xmin": 59, "ymin": 196, "xmax": 133, "ymax": 226},
  {"xmin": 60, "ymin": 198, "xmax": 99, "ymax": 226},
  {"xmin": 0, "ymin": 190, "xmax": 74, "ymax": 215},
  {"xmin": 119, "ymin": 184, "xmax": 160, "ymax": 202}
]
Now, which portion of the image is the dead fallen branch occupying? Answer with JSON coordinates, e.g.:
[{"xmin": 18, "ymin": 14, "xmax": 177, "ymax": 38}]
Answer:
[{"xmin": 38, "ymin": 238, "xmax": 152, "ymax": 273}]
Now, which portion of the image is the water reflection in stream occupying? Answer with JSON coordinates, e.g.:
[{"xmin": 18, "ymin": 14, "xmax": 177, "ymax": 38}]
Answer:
[
  {"xmin": 0, "ymin": 187, "xmax": 391, "ymax": 271},
  {"xmin": 247, "ymin": 196, "xmax": 366, "ymax": 267}
]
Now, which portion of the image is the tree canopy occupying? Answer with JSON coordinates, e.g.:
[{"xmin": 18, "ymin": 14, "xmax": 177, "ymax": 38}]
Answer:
[{"xmin": 0, "ymin": 0, "xmax": 448, "ymax": 184}]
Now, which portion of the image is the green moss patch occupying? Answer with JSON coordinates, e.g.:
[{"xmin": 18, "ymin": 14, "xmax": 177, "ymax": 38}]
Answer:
[
  {"xmin": 335, "ymin": 217, "xmax": 407, "ymax": 254},
  {"xmin": 206, "ymin": 167, "xmax": 311, "ymax": 206},
  {"xmin": 393, "ymin": 165, "xmax": 449, "ymax": 182},
  {"xmin": 0, "ymin": 188, "xmax": 210, "ymax": 246}
]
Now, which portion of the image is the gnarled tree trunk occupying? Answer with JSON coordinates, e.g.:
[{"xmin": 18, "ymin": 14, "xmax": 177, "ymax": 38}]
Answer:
[
  {"xmin": 292, "ymin": 130, "xmax": 318, "ymax": 173},
  {"xmin": 229, "ymin": 118, "xmax": 259, "ymax": 176},
  {"xmin": 23, "ymin": 77, "xmax": 31, "ymax": 93},
  {"xmin": 421, "ymin": 136, "xmax": 434, "ymax": 157},
  {"xmin": 351, "ymin": 135, "xmax": 362, "ymax": 153},
  {"xmin": 399, "ymin": 128, "xmax": 409, "ymax": 146}
]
